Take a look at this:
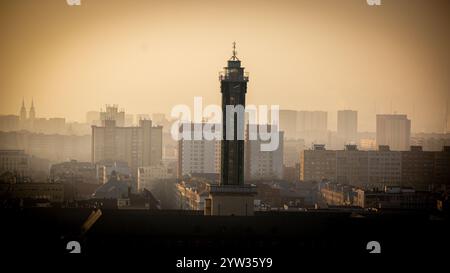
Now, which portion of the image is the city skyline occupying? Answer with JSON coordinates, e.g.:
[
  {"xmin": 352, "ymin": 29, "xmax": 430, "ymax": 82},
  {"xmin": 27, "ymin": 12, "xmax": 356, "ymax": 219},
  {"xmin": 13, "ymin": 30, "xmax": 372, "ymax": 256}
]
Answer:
[
  {"xmin": 1, "ymin": 0, "xmax": 449, "ymax": 261},
  {"xmin": 1, "ymin": 0, "xmax": 449, "ymax": 133},
  {"xmin": 7, "ymin": 98, "xmax": 447, "ymax": 135}
]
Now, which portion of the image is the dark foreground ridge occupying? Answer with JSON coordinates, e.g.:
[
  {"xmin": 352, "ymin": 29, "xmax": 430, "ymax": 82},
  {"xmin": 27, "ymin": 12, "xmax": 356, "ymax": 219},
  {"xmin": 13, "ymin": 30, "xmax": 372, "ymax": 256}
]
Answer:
[{"xmin": 1, "ymin": 208, "xmax": 449, "ymax": 267}]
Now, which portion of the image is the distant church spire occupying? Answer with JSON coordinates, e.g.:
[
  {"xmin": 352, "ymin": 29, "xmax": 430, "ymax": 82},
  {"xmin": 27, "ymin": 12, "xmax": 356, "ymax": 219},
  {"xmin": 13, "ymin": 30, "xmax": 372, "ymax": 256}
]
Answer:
[
  {"xmin": 20, "ymin": 98, "xmax": 27, "ymax": 121},
  {"xmin": 29, "ymin": 98, "xmax": 36, "ymax": 120}
]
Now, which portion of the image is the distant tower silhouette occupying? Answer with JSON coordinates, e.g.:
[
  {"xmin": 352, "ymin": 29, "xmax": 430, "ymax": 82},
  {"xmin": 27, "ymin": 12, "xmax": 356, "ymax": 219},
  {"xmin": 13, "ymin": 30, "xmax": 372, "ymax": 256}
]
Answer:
[
  {"xmin": 20, "ymin": 98, "xmax": 27, "ymax": 121},
  {"xmin": 29, "ymin": 98, "xmax": 36, "ymax": 120}
]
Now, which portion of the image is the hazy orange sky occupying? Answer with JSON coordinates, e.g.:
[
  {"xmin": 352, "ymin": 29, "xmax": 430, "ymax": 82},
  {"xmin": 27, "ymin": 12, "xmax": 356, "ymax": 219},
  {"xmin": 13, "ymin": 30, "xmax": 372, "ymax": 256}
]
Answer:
[{"xmin": 0, "ymin": 0, "xmax": 449, "ymax": 132}]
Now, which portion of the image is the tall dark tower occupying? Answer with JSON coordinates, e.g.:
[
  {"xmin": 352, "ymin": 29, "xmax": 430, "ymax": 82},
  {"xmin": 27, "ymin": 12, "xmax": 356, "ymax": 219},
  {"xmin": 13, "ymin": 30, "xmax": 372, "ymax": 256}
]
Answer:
[
  {"xmin": 220, "ymin": 42, "xmax": 248, "ymax": 186},
  {"xmin": 205, "ymin": 43, "xmax": 256, "ymax": 216}
]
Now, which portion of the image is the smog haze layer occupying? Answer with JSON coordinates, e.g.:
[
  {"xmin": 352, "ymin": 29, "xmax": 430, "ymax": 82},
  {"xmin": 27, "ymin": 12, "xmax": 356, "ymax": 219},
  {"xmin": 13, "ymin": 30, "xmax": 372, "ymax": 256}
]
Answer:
[{"xmin": 0, "ymin": 0, "xmax": 449, "ymax": 132}]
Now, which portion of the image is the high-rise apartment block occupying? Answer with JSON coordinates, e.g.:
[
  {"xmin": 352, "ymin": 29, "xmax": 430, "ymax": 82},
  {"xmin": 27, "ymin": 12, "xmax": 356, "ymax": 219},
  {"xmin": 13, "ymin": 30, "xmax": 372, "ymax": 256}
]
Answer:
[
  {"xmin": 91, "ymin": 119, "xmax": 162, "ymax": 174},
  {"xmin": 283, "ymin": 138, "xmax": 305, "ymax": 168},
  {"xmin": 337, "ymin": 110, "xmax": 358, "ymax": 146},
  {"xmin": 376, "ymin": 114, "xmax": 411, "ymax": 151},
  {"xmin": 278, "ymin": 110, "xmax": 328, "ymax": 146},
  {"xmin": 177, "ymin": 123, "xmax": 221, "ymax": 179},
  {"xmin": 279, "ymin": 110, "xmax": 298, "ymax": 140},
  {"xmin": 245, "ymin": 125, "xmax": 284, "ymax": 181},
  {"xmin": 100, "ymin": 105, "xmax": 125, "ymax": 127}
]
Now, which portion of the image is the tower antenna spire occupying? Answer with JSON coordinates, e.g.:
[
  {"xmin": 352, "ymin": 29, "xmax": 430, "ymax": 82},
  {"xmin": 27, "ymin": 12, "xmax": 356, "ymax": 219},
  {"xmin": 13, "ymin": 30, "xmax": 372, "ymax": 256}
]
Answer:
[{"xmin": 231, "ymin": 41, "xmax": 238, "ymax": 60}]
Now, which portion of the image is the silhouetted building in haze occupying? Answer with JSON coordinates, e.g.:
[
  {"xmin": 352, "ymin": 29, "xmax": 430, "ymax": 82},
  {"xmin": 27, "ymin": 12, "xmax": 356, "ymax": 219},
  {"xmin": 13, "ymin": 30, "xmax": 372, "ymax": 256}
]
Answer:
[
  {"xmin": 91, "ymin": 119, "xmax": 162, "ymax": 174},
  {"xmin": 100, "ymin": 105, "xmax": 125, "ymax": 127},
  {"xmin": 337, "ymin": 110, "xmax": 358, "ymax": 146},
  {"xmin": 376, "ymin": 114, "xmax": 411, "ymax": 151},
  {"xmin": 245, "ymin": 125, "xmax": 284, "ymax": 181},
  {"xmin": 301, "ymin": 145, "xmax": 450, "ymax": 190},
  {"xmin": 177, "ymin": 123, "xmax": 221, "ymax": 179}
]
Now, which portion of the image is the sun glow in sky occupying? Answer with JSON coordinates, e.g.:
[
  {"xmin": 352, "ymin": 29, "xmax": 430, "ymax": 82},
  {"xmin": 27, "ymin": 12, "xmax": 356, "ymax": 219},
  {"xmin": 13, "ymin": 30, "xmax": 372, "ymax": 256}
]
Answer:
[{"xmin": 0, "ymin": 0, "xmax": 449, "ymax": 132}]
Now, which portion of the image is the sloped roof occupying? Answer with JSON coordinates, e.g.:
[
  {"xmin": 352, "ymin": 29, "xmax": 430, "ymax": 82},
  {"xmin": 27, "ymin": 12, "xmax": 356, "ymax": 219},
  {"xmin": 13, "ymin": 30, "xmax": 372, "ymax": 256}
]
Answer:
[{"xmin": 92, "ymin": 171, "xmax": 128, "ymax": 199}]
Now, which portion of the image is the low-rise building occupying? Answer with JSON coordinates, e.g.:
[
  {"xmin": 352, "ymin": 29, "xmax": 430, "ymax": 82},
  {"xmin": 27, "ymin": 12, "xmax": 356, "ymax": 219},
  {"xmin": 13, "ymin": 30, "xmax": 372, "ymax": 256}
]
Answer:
[
  {"xmin": 0, "ymin": 115, "xmax": 20, "ymax": 132},
  {"xmin": 50, "ymin": 160, "xmax": 100, "ymax": 184},
  {"xmin": 0, "ymin": 131, "xmax": 91, "ymax": 162},
  {"xmin": 0, "ymin": 181, "xmax": 64, "ymax": 203},
  {"xmin": 320, "ymin": 181, "xmax": 436, "ymax": 210},
  {"xmin": 175, "ymin": 179, "xmax": 209, "ymax": 210},
  {"xmin": 92, "ymin": 171, "xmax": 129, "ymax": 199},
  {"xmin": 319, "ymin": 182, "xmax": 356, "ymax": 206},
  {"xmin": 0, "ymin": 150, "xmax": 30, "ymax": 176},
  {"xmin": 355, "ymin": 186, "xmax": 436, "ymax": 210},
  {"xmin": 137, "ymin": 163, "xmax": 175, "ymax": 192}
]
